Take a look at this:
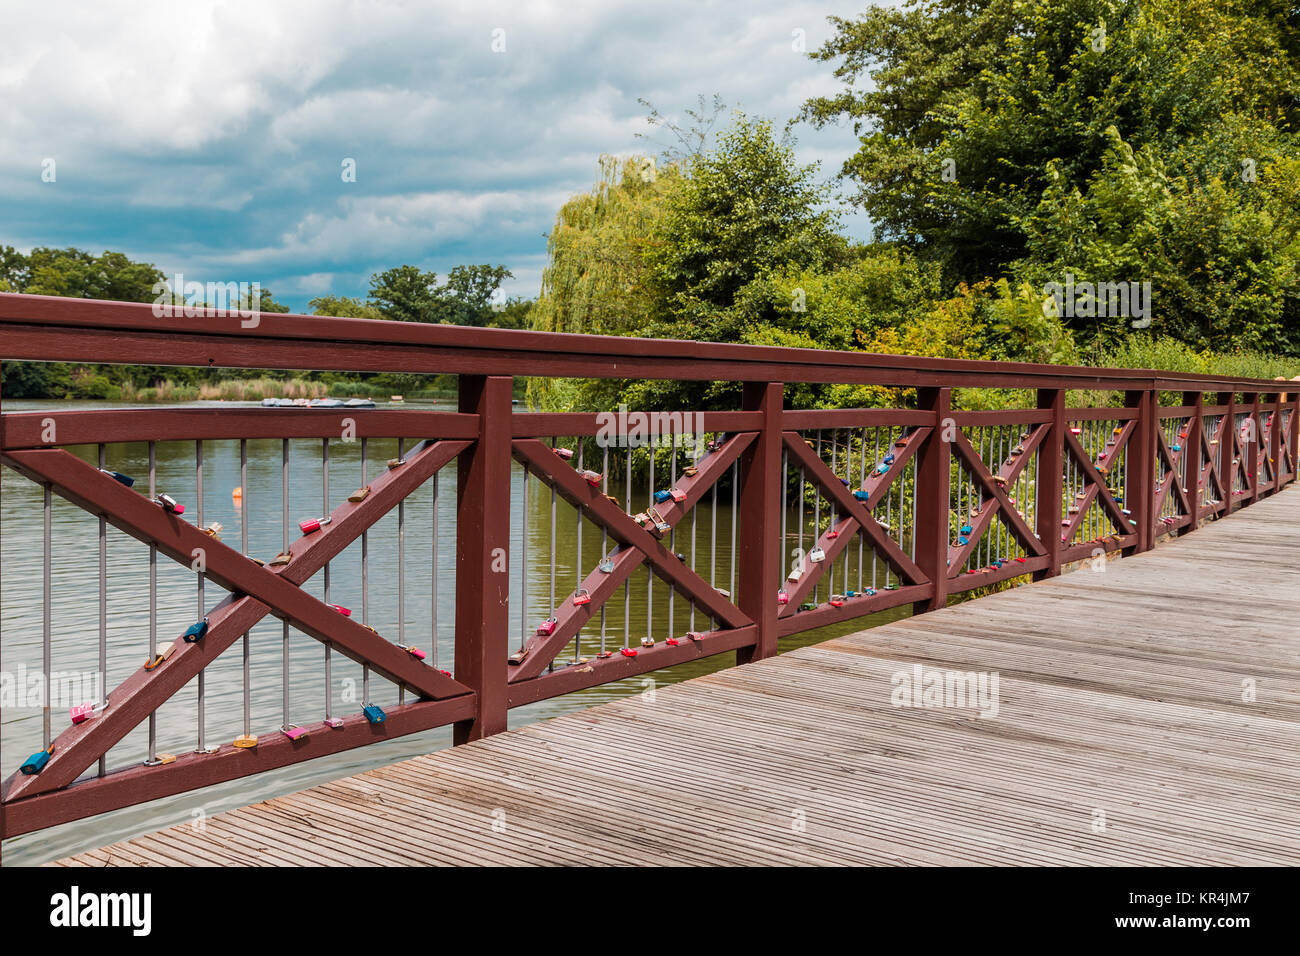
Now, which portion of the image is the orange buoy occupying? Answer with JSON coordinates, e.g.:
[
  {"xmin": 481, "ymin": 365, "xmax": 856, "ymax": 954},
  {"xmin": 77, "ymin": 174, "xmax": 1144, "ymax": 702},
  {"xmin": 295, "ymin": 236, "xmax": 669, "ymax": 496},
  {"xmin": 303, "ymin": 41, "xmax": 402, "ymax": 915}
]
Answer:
[{"xmin": 232, "ymin": 486, "xmax": 243, "ymax": 507}]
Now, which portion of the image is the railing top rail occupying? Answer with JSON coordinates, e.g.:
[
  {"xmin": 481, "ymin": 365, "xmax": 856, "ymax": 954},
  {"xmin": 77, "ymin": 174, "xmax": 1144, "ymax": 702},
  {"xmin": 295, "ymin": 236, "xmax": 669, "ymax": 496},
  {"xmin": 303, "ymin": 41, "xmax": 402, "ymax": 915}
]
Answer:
[{"xmin": 0, "ymin": 292, "xmax": 1288, "ymax": 393}]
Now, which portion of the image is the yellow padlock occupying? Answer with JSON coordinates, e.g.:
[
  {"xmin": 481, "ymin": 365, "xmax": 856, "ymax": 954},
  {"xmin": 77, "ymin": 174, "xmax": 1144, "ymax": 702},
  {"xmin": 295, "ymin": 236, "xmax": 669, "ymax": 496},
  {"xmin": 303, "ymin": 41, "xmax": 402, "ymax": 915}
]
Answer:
[
  {"xmin": 233, "ymin": 734, "xmax": 258, "ymax": 749},
  {"xmin": 348, "ymin": 485, "xmax": 371, "ymax": 502}
]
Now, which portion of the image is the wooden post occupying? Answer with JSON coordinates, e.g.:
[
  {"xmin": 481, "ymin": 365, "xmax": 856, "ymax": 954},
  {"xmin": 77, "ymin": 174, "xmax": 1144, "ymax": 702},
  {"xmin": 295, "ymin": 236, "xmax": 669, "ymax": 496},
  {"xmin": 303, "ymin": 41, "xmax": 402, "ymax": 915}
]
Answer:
[
  {"xmin": 1034, "ymin": 388, "xmax": 1064, "ymax": 580},
  {"xmin": 1267, "ymin": 392, "xmax": 1282, "ymax": 496},
  {"xmin": 1244, "ymin": 392, "xmax": 1260, "ymax": 505},
  {"xmin": 1180, "ymin": 391, "xmax": 1203, "ymax": 534},
  {"xmin": 912, "ymin": 387, "xmax": 951, "ymax": 612},
  {"xmin": 1221, "ymin": 391, "xmax": 1236, "ymax": 516},
  {"xmin": 737, "ymin": 382, "xmax": 783, "ymax": 664},
  {"xmin": 453, "ymin": 374, "xmax": 512, "ymax": 744},
  {"xmin": 1125, "ymin": 388, "xmax": 1156, "ymax": 553},
  {"xmin": 1290, "ymin": 390, "xmax": 1300, "ymax": 488}
]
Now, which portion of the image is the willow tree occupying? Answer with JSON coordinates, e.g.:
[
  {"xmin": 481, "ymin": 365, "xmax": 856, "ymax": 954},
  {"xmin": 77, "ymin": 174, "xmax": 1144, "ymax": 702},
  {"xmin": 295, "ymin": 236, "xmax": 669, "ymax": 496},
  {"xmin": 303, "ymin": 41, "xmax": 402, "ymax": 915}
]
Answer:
[{"xmin": 528, "ymin": 154, "xmax": 683, "ymax": 409}]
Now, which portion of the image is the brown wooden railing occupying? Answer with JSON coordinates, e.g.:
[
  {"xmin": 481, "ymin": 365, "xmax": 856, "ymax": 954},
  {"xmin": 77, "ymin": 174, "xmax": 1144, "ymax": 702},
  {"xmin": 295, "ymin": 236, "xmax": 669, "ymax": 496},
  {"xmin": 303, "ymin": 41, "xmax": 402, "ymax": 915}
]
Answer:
[{"xmin": 1, "ymin": 292, "xmax": 1296, "ymax": 852}]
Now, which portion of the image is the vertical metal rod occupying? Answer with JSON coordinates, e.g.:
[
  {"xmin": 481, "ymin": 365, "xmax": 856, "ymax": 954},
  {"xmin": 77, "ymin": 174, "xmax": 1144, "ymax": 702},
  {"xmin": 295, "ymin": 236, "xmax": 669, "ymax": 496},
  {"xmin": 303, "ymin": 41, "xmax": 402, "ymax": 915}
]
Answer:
[
  {"xmin": 148, "ymin": 442, "xmax": 156, "ymax": 761},
  {"xmin": 575, "ymin": 443, "xmax": 583, "ymax": 663},
  {"xmin": 781, "ymin": 447, "xmax": 789, "ymax": 592},
  {"xmin": 97, "ymin": 445, "xmax": 107, "ymax": 776},
  {"xmin": 872, "ymin": 429, "xmax": 880, "ymax": 590},
  {"xmin": 43, "ymin": 482, "xmax": 52, "ymax": 751},
  {"xmin": 361, "ymin": 437, "xmax": 369, "ymax": 703},
  {"xmin": 730, "ymin": 459, "xmax": 738, "ymax": 601},
  {"xmin": 600, "ymin": 445, "xmax": 608, "ymax": 654},
  {"xmin": 323, "ymin": 438, "xmax": 332, "ymax": 717},
  {"xmin": 667, "ymin": 429, "xmax": 676, "ymax": 641},
  {"xmin": 691, "ymin": 437, "xmax": 700, "ymax": 632},
  {"xmin": 624, "ymin": 448, "xmax": 631, "ymax": 649},
  {"xmin": 432, "ymin": 469, "xmax": 440, "ymax": 669},
  {"xmin": 646, "ymin": 441, "xmax": 654, "ymax": 640},
  {"xmin": 240, "ymin": 439, "xmax": 250, "ymax": 738},
  {"xmin": 858, "ymin": 428, "xmax": 865, "ymax": 593},
  {"xmin": 520, "ymin": 465, "xmax": 528, "ymax": 648},
  {"xmin": 282, "ymin": 438, "xmax": 290, "ymax": 728},
  {"xmin": 196, "ymin": 440, "xmax": 206, "ymax": 751},
  {"xmin": 398, "ymin": 438, "xmax": 406, "ymax": 705}
]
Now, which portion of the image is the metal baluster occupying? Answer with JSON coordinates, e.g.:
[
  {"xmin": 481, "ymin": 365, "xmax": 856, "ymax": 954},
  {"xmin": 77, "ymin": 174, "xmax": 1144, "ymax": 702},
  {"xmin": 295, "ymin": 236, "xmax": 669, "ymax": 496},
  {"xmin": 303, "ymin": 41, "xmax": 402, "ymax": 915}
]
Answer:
[
  {"xmin": 432, "ymin": 469, "xmax": 440, "ymax": 670},
  {"xmin": 730, "ymin": 459, "xmax": 738, "ymax": 601},
  {"xmin": 43, "ymin": 482, "xmax": 52, "ymax": 752},
  {"xmin": 884, "ymin": 429, "xmax": 892, "ymax": 586},
  {"xmin": 624, "ymin": 448, "xmax": 632, "ymax": 650},
  {"xmin": 692, "ymin": 440, "xmax": 702, "ymax": 634},
  {"xmin": 282, "ymin": 438, "xmax": 290, "ymax": 731},
  {"xmin": 361, "ymin": 437, "xmax": 370, "ymax": 706},
  {"xmin": 575, "ymin": 442, "xmax": 583, "ymax": 663},
  {"xmin": 196, "ymin": 441, "xmax": 207, "ymax": 752},
  {"xmin": 601, "ymin": 446, "xmax": 609, "ymax": 655},
  {"xmin": 711, "ymin": 456, "xmax": 718, "ymax": 599},
  {"xmin": 813, "ymin": 431, "xmax": 822, "ymax": 603},
  {"xmin": 646, "ymin": 441, "xmax": 654, "ymax": 641},
  {"xmin": 240, "ymin": 440, "xmax": 250, "ymax": 743},
  {"xmin": 549, "ymin": 439, "xmax": 557, "ymax": 671},
  {"xmin": 398, "ymin": 438, "xmax": 405, "ymax": 705},
  {"xmin": 857, "ymin": 428, "xmax": 865, "ymax": 594},
  {"xmin": 97, "ymin": 445, "xmax": 107, "ymax": 776},
  {"xmin": 323, "ymin": 438, "xmax": 332, "ymax": 719},
  {"xmin": 667, "ymin": 429, "xmax": 676, "ymax": 641},
  {"xmin": 872, "ymin": 428, "xmax": 880, "ymax": 591},
  {"xmin": 148, "ymin": 443, "xmax": 156, "ymax": 763}
]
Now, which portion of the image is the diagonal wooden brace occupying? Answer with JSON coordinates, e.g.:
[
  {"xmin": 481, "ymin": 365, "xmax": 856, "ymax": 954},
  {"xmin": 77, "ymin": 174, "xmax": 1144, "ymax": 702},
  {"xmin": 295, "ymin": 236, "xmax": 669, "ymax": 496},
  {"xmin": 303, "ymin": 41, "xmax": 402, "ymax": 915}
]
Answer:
[
  {"xmin": 2, "ymin": 441, "xmax": 471, "ymax": 800},
  {"xmin": 509, "ymin": 437, "xmax": 753, "ymax": 681}
]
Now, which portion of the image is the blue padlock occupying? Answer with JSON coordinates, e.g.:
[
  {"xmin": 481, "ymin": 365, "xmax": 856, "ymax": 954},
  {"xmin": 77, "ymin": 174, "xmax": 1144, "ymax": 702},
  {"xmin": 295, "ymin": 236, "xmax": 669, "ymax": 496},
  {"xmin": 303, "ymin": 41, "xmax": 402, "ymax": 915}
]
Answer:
[
  {"xmin": 20, "ymin": 748, "xmax": 53, "ymax": 775},
  {"xmin": 99, "ymin": 468, "xmax": 135, "ymax": 487},
  {"xmin": 182, "ymin": 619, "xmax": 208, "ymax": 644},
  {"xmin": 653, "ymin": 490, "xmax": 673, "ymax": 503},
  {"xmin": 960, "ymin": 524, "xmax": 973, "ymax": 535},
  {"xmin": 883, "ymin": 454, "xmax": 895, "ymax": 465},
  {"xmin": 363, "ymin": 704, "xmax": 386, "ymax": 725},
  {"xmin": 958, "ymin": 536, "xmax": 969, "ymax": 546},
  {"xmin": 876, "ymin": 463, "xmax": 889, "ymax": 475},
  {"xmin": 852, "ymin": 489, "xmax": 869, "ymax": 501}
]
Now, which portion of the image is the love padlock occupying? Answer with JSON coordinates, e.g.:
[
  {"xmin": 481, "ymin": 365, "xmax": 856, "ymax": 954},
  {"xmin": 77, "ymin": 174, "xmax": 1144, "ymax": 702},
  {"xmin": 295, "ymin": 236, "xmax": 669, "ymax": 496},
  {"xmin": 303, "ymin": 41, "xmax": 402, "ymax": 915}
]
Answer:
[
  {"xmin": 325, "ymin": 717, "xmax": 345, "ymax": 729},
  {"xmin": 1012, "ymin": 445, "xmax": 1025, "ymax": 456},
  {"xmin": 508, "ymin": 646, "xmax": 530, "ymax": 665},
  {"xmin": 649, "ymin": 508, "xmax": 670, "ymax": 535},
  {"xmin": 683, "ymin": 466, "xmax": 698, "ymax": 477},
  {"xmin": 1069, "ymin": 427, "xmax": 1082, "ymax": 436},
  {"xmin": 349, "ymin": 485, "xmax": 371, "ymax": 502},
  {"xmin": 387, "ymin": 457, "xmax": 406, "ymax": 469},
  {"xmin": 598, "ymin": 554, "xmax": 616, "ymax": 573},
  {"xmin": 299, "ymin": 516, "xmax": 332, "ymax": 534},
  {"xmin": 99, "ymin": 468, "xmax": 135, "ymax": 487},
  {"xmin": 875, "ymin": 463, "xmax": 889, "ymax": 475},
  {"xmin": 155, "ymin": 494, "xmax": 185, "ymax": 514},
  {"xmin": 20, "ymin": 748, "xmax": 53, "ymax": 775},
  {"xmin": 960, "ymin": 524, "xmax": 973, "ymax": 535},
  {"xmin": 581, "ymin": 470, "xmax": 603, "ymax": 486},
  {"xmin": 830, "ymin": 594, "xmax": 845, "ymax": 608},
  {"xmin": 777, "ymin": 589, "xmax": 789, "ymax": 605},
  {"xmin": 363, "ymin": 704, "xmax": 386, "ymax": 724},
  {"xmin": 70, "ymin": 701, "xmax": 105, "ymax": 724},
  {"xmin": 328, "ymin": 603, "xmax": 351, "ymax": 616},
  {"xmin": 957, "ymin": 536, "xmax": 969, "ymax": 546},
  {"xmin": 799, "ymin": 602, "xmax": 817, "ymax": 612},
  {"xmin": 670, "ymin": 488, "xmax": 686, "ymax": 503},
  {"xmin": 653, "ymin": 489, "xmax": 673, "ymax": 503},
  {"xmin": 202, "ymin": 522, "xmax": 223, "ymax": 538},
  {"xmin": 399, "ymin": 643, "xmax": 426, "ymax": 660},
  {"xmin": 826, "ymin": 529, "xmax": 839, "ymax": 539},
  {"xmin": 282, "ymin": 725, "xmax": 309, "ymax": 741},
  {"xmin": 537, "ymin": 617, "xmax": 558, "ymax": 636},
  {"xmin": 597, "ymin": 650, "xmax": 613, "ymax": 659},
  {"xmin": 883, "ymin": 453, "xmax": 895, "ymax": 465},
  {"xmin": 640, "ymin": 636, "xmax": 655, "ymax": 648},
  {"xmin": 555, "ymin": 447, "xmax": 575, "ymax": 460},
  {"xmin": 621, "ymin": 647, "xmax": 637, "ymax": 657},
  {"xmin": 143, "ymin": 753, "xmax": 177, "ymax": 767},
  {"xmin": 853, "ymin": 489, "xmax": 869, "ymax": 501},
  {"xmin": 1172, "ymin": 444, "xmax": 1182, "ymax": 452},
  {"xmin": 992, "ymin": 475, "xmax": 1007, "ymax": 486},
  {"xmin": 788, "ymin": 566, "xmax": 804, "ymax": 582},
  {"xmin": 809, "ymin": 546, "xmax": 826, "ymax": 563},
  {"xmin": 144, "ymin": 643, "xmax": 177, "ymax": 671},
  {"xmin": 270, "ymin": 550, "xmax": 292, "ymax": 566},
  {"xmin": 573, "ymin": 588, "xmax": 592, "ymax": 606},
  {"xmin": 182, "ymin": 619, "xmax": 208, "ymax": 643},
  {"xmin": 233, "ymin": 733, "xmax": 258, "ymax": 749}
]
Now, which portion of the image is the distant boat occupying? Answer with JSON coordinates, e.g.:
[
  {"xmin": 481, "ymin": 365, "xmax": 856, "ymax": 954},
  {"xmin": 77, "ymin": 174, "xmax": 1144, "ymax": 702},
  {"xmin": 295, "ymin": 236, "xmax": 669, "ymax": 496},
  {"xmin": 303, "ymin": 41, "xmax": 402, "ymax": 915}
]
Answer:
[
  {"xmin": 309, "ymin": 398, "xmax": 345, "ymax": 408},
  {"xmin": 389, "ymin": 395, "xmax": 404, "ymax": 404},
  {"xmin": 344, "ymin": 398, "xmax": 376, "ymax": 408}
]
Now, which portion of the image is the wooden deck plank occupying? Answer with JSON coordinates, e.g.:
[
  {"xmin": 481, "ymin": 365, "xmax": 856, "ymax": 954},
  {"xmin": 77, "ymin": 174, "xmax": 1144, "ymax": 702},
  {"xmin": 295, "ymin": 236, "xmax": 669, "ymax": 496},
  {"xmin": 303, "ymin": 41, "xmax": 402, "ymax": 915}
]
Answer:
[{"xmin": 54, "ymin": 485, "xmax": 1300, "ymax": 866}]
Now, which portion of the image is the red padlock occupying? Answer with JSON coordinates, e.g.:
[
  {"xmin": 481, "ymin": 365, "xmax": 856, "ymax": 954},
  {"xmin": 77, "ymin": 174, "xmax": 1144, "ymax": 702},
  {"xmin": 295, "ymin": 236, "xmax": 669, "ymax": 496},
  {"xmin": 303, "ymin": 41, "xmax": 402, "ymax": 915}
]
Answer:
[
  {"xmin": 401, "ymin": 644, "xmax": 426, "ymax": 660},
  {"xmin": 537, "ymin": 617, "xmax": 558, "ymax": 636},
  {"xmin": 666, "ymin": 637, "xmax": 680, "ymax": 646},
  {"xmin": 299, "ymin": 516, "xmax": 332, "ymax": 534},
  {"xmin": 580, "ymin": 469, "xmax": 602, "ymax": 486},
  {"xmin": 328, "ymin": 603, "xmax": 351, "ymax": 616},
  {"xmin": 597, "ymin": 650, "xmax": 613, "ymax": 659},
  {"xmin": 670, "ymin": 488, "xmax": 686, "ymax": 502},
  {"xmin": 620, "ymin": 647, "xmax": 637, "ymax": 657},
  {"xmin": 573, "ymin": 588, "xmax": 591, "ymax": 607},
  {"xmin": 777, "ymin": 589, "xmax": 789, "ymax": 606}
]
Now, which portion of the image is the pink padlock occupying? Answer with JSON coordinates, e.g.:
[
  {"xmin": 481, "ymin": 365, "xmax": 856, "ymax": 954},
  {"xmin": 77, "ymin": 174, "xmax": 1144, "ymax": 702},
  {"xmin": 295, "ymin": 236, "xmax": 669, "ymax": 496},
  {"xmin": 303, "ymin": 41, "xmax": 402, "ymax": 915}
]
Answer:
[
  {"xmin": 537, "ymin": 617, "xmax": 558, "ymax": 636},
  {"xmin": 402, "ymin": 645, "xmax": 427, "ymax": 660},
  {"xmin": 70, "ymin": 702, "xmax": 103, "ymax": 724},
  {"xmin": 282, "ymin": 725, "xmax": 309, "ymax": 741},
  {"xmin": 299, "ymin": 516, "xmax": 332, "ymax": 534},
  {"xmin": 777, "ymin": 589, "xmax": 789, "ymax": 606},
  {"xmin": 573, "ymin": 588, "xmax": 591, "ymax": 607},
  {"xmin": 670, "ymin": 488, "xmax": 686, "ymax": 502},
  {"xmin": 328, "ymin": 603, "xmax": 351, "ymax": 616},
  {"xmin": 580, "ymin": 470, "xmax": 602, "ymax": 486}
]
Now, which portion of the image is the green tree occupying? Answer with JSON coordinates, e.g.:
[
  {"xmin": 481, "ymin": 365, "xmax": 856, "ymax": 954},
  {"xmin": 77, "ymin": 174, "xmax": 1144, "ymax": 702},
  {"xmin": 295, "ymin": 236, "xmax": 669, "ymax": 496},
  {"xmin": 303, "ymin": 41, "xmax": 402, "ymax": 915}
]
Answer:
[{"xmin": 368, "ymin": 263, "xmax": 513, "ymax": 325}]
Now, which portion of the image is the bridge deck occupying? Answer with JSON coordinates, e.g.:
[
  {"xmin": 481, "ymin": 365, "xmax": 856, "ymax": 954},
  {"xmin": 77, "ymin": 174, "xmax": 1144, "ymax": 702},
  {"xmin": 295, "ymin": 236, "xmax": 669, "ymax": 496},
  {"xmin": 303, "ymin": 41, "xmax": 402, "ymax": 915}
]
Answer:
[{"xmin": 56, "ymin": 487, "xmax": 1300, "ymax": 866}]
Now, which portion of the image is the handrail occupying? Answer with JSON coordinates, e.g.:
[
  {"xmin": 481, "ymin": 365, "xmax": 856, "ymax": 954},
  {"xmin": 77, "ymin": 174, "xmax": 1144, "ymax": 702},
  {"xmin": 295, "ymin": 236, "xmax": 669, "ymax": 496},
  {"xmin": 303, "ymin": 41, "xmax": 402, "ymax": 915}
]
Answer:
[{"xmin": 0, "ymin": 292, "xmax": 1290, "ymax": 392}]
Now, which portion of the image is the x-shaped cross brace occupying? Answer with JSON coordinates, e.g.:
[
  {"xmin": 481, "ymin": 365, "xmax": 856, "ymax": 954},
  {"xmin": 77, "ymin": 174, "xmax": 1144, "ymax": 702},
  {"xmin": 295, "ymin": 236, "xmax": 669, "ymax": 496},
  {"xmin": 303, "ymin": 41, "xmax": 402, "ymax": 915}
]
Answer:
[
  {"xmin": 2, "ymin": 438, "xmax": 472, "ymax": 799},
  {"xmin": 507, "ymin": 435, "xmax": 754, "ymax": 681},
  {"xmin": 947, "ymin": 424, "xmax": 1048, "ymax": 574},
  {"xmin": 1059, "ymin": 422, "xmax": 1135, "ymax": 543},
  {"xmin": 778, "ymin": 433, "xmax": 927, "ymax": 616}
]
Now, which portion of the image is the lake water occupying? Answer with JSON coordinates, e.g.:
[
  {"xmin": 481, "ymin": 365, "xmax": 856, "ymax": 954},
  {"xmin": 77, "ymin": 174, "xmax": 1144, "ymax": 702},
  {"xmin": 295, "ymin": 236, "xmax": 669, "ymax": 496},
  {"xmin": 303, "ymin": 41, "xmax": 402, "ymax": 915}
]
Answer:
[{"xmin": 0, "ymin": 399, "xmax": 911, "ymax": 865}]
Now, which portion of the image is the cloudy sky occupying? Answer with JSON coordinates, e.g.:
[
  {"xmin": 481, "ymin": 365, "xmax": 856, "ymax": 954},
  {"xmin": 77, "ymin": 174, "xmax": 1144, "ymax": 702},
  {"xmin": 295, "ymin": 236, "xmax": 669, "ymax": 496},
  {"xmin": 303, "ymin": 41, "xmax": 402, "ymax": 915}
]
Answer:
[{"xmin": 1, "ymin": 0, "xmax": 880, "ymax": 312}]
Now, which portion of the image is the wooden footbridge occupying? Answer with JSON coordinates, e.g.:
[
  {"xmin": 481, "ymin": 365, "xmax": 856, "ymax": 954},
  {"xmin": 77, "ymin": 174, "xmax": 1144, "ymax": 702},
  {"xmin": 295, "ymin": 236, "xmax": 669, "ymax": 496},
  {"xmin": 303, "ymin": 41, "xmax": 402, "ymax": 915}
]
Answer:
[{"xmin": 1, "ymin": 293, "xmax": 1296, "ymax": 866}]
